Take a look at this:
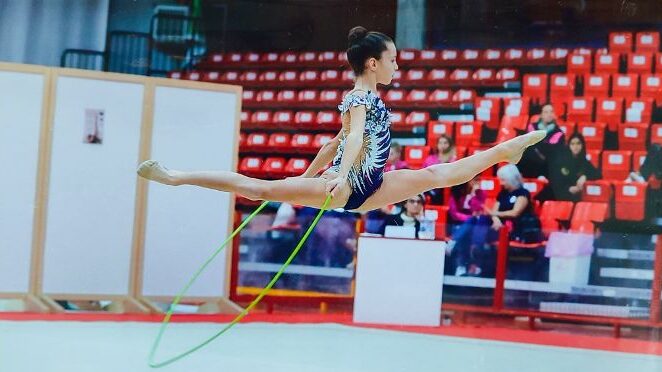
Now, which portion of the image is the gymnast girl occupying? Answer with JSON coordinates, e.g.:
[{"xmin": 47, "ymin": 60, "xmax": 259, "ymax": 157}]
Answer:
[{"xmin": 137, "ymin": 26, "xmax": 546, "ymax": 213}]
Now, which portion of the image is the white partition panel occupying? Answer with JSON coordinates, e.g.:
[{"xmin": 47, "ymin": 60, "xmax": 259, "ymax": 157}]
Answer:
[
  {"xmin": 42, "ymin": 76, "xmax": 144, "ymax": 295},
  {"xmin": 142, "ymin": 86, "xmax": 238, "ymax": 298},
  {"xmin": 0, "ymin": 70, "xmax": 46, "ymax": 293}
]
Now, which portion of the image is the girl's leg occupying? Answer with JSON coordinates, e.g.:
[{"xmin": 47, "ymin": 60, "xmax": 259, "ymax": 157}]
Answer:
[
  {"xmin": 137, "ymin": 160, "xmax": 351, "ymax": 209},
  {"xmin": 355, "ymin": 131, "xmax": 546, "ymax": 212}
]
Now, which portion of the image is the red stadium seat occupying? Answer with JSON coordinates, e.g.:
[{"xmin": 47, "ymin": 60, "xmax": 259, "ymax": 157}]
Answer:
[
  {"xmin": 226, "ymin": 52, "xmax": 243, "ymax": 65},
  {"xmin": 285, "ymin": 158, "xmax": 310, "ymax": 176},
  {"xmin": 450, "ymin": 68, "xmax": 472, "ymax": 84},
  {"xmin": 385, "ymin": 89, "xmax": 406, "ymax": 106},
  {"xmin": 479, "ymin": 177, "xmax": 501, "ymax": 199},
  {"xmin": 570, "ymin": 202, "xmax": 608, "ymax": 233},
  {"xmin": 503, "ymin": 97, "xmax": 530, "ymax": 117},
  {"xmin": 440, "ymin": 50, "xmax": 459, "ymax": 65},
  {"xmin": 405, "ymin": 111, "xmax": 430, "ymax": 126},
  {"xmin": 406, "ymin": 89, "xmax": 430, "ymax": 106},
  {"xmin": 613, "ymin": 181, "xmax": 648, "ymax": 220},
  {"xmin": 258, "ymin": 70, "xmax": 279, "ymax": 86},
  {"xmin": 595, "ymin": 98, "xmax": 623, "ymax": 129},
  {"xmin": 424, "ymin": 205, "xmax": 450, "ymax": 240},
  {"xmin": 186, "ymin": 71, "xmax": 202, "ymax": 81},
  {"xmin": 627, "ymin": 52, "xmax": 653, "ymax": 73},
  {"xmin": 404, "ymin": 146, "xmax": 430, "ymax": 169},
  {"xmin": 418, "ymin": 50, "xmax": 438, "ymax": 66},
  {"xmin": 268, "ymin": 133, "xmax": 291, "ymax": 151},
  {"xmin": 484, "ymin": 49, "xmax": 503, "ymax": 64},
  {"xmin": 549, "ymin": 74, "xmax": 576, "ymax": 103},
  {"xmin": 461, "ymin": 49, "xmax": 481, "ymax": 64},
  {"xmin": 609, "ymin": 32, "xmax": 633, "ymax": 53},
  {"xmin": 276, "ymin": 90, "xmax": 297, "ymax": 105},
  {"xmin": 299, "ymin": 70, "xmax": 320, "ymax": 86},
  {"xmin": 240, "ymin": 111, "xmax": 250, "ymax": 126},
  {"xmin": 259, "ymin": 52, "xmax": 280, "ymax": 66},
  {"xmin": 256, "ymin": 90, "xmax": 277, "ymax": 105},
  {"xmin": 427, "ymin": 120, "xmax": 454, "ymax": 146},
  {"xmin": 239, "ymin": 157, "xmax": 264, "ymax": 175},
  {"xmin": 272, "ymin": 111, "xmax": 294, "ymax": 127},
  {"xmin": 585, "ymin": 149, "xmax": 601, "ymax": 169},
  {"xmin": 602, "ymin": 150, "xmax": 632, "ymax": 180},
  {"xmin": 577, "ymin": 122, "xmax": 607, "ymax": 150},
  {"xmin": 583, "ymin": 73, "xmax": 610, "ymax": 97},
  {"xmin": 496, "ymin": 68, "xmax": 519, "ymax": 82},
  {"xmin": 558, "ymin": 121, "xmax": 576, "ymax": 136},
  {"xmin": 451, "ymin": 89, "xmax": 476, "ymax": 104},
  {"xmin": 251, "ymin": 110, "xmax": 273, "ymax": 126},
  {"xmin": 428, "ymin": 89, "xmax": 452, "ymax": 106},
  {"xmin": 539, "ymin": 200, "xmax": 574, "ymax": 234},
  {"xmin": 317, "ymin": 51, "xmax": 338, "ymax": 66},
  {"xmin": 624, "ymin": 97, "xmax": 653, "ymax": 123},
  {"xmin": 398, "ymin": 49, "xmax": 419, "ymax": 66},
  {"xmin": 635, "ymin": 31, "xmax": 660, "ymax": 53},
  {"xmin": 526, "ymin": 48, "xmax": 549, "ymax": 64},
  {"xmin": 594, "ymin": 52, "xmax": 620, "ymax": 74},
  {"xmin": 567, "ymin": 53, "xmax": 591, "ymax": 74},
  {"xmin": 313, "ymin": 133, "xmax": 335, "ymax": 148},
  {"xmin": 633, "ymin": 150, "xmax": 648, "ymax": 171},
  {"xmin": 320, "ymin": 70, "xmax": 342, "ymax": 85},
  {"xmin": 454, "ymin": 121, "xmax": 482, "ymax": 146},
  {"xmin": 475, "ymin": 97, "xmax": 502, "ymax": 129},
  {"xmin": 618, "ymin": 122, "xmax": 648, "ymax": 151},
  {"xmin": 262, "ymin": 157, "xmax": 288, "ymax": 177},
  {"xmin": 294, "ymin": 111, "xmax": 316, "ymax": 128},
  {"xmin": 202, "ymin": 71, "xmax": 222, "ymax": 83},
  {"xmin": 550, "ymin": 47, "xmax": 570, "ymax": 62},
  {"xmin": 279, "ymin": 52, "xmax": 298, "ymax": 65},
  {"xmin": 522, "ymin": 178, "xmax": 548, "ymax": 199},
  {"xmin": 246, "ymin": 133, "xmax": 268, "ymax": 150},
  {"xmin": 319, "ymin": 90, "xmax": 342, "ymax": 106},
  {"xmin": 640, "ymin": 74, "xmax": 662, "ymax": 101},
  {"xmin": 504, "ymin": 48, "xmax": 524, "ymax": 63},
  {"xmin": 316, "ymin": 111, "xmax": 340, "ymax": 129},
  {"xmin": 278, "ymin": 70, "xmax": 299, "ymax": 86},
  {"xmin": 473, "ymin": 68, "xmax": 496, "ymax": 84},
  {"xmin": 298, "ymin": 52, "xmax": 317, "ymax": 66},
  {"xmin": 239, "ymin": 70, "xmax": 258, "ymax": 85},
  {"xmin": 403, "ymin": 69, "xmax": 426, "ymax": 86},
  {"xmin": 582, "ymin": 180, "xmax": 613, "ymax": 203},
  {"xmin": 427, "ymin": 69, "xmax": 449, "ymax": 85},
  {"xmin": 566, "ymin": 97, "xmax": 594, "ymax": 122},
  {"xmin": 298, "ymin": 90, "xmax": 319, "ymax": 106},
  {"xmin": 291, "ymin": 133, "xmax": 314, "ymax": 151},
  {"xmin": 167, "ymin": 71, "xmax": 182, "ymax": 80},
  {"xmin": 611, "ymin": 73, "xmax": 638, "ymax": 97},
  {"xmin": 222, "ymin": 71, "xmax": 241, "ymax": 84}
]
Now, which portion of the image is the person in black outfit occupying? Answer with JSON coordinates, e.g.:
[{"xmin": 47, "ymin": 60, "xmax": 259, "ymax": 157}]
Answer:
[
  {"xmin": 380, "ymin": 194, "xmax": 424, "ymax": 238},
  {"xmin": 519, "ymin": 104, "xmax": 566, "ymax": 178},
  {"xmin": 538, "ymin": 132, "xmax": 602, "ymax": 202}
]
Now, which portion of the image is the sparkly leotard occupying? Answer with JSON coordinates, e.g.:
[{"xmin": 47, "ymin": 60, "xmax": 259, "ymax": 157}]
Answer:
[{"xmin": 330, "ymin": 90, "xmax": 391, "ymax": 210}]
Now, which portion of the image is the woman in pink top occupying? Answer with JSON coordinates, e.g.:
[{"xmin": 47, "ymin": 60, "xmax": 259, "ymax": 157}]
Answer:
[{"xmin": 422, "ymin": 134, "xmax": 457, "ymax": 168}]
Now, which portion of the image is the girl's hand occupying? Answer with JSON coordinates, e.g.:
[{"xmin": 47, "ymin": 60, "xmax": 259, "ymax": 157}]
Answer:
[
  {"xmin": 491, "ymin": 216, "xmax": 503, "ymax": 230},
  {"xmin": 325, "ymin": 176, "xmax": 348, "ymax": 198}
]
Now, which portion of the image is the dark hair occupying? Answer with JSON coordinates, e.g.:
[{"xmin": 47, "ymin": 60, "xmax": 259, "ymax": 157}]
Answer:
[
  {"xmin": 450, "ymin": 182, "xmax": 470, "ymax": 201},
  {"xmin": 567, "ymin": 132, "xmax": 587, "ymax": 160},
  {"xmin": 346, "ymin": 26, "xmax": 393, "ymax": 75}
]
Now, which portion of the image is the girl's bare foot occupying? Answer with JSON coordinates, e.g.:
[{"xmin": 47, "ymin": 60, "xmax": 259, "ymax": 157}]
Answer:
[
  {"xmin": 499, "ymin": 130, "xmax": 547, "ymax": 164},
  {"xmin": 137, "ymin": 160, "xmax": 179, "ymax": 185}
]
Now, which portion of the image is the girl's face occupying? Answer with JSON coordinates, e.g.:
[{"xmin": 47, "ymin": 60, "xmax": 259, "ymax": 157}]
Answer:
[
  {"xmin": 404, "ymin": 196, "xmax": 423, "ymax": 216},
  {"xmin": 569, "ymin": 137, "xmax": 583, "ymax": 156},
  {"xmin": 374, "ymin": 42, "xmax": 398, "ymax": 85},
  {"xmin": 437, "ymin": 137, "xmax": 450, "ymax": 153}
]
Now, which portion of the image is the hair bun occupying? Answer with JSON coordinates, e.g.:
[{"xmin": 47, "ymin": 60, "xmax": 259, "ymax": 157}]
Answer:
[{"xmin": 348, "ymin": 26, "xmax": 368, "ymax": 45}]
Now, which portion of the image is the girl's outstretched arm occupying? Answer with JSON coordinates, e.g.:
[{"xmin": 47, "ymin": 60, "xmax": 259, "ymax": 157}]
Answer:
[{"xmin": 299, "ymin": 130, "xmax": 342, "ymax": 178}]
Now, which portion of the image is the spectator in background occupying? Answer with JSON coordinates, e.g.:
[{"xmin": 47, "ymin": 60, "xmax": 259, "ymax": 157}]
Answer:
[
  {"xmin": 489, "ymin": 164, "xmax": 543, "ymax": 244},
  {"xmin": 423, "ymin": 134, "xmax": 457, "ymax": 167},
  {"xmin": 519, "ymin": 103, "xmax": 566, "ymax": 178},
  {"xmin": 538, "ymin": 132, "xmax": 601, "ymax": 202},
  {"xmin": 627, "ymin": 143, "xmax": 662, "ymax": 219},
  {"xmin": 446, "ymin": 177, "xmax": 490, "ymax": 276},
  {"xmin": 380, "ymin": 193, "xmax": 425, "ymax": 238},
  {"xmin": 384, "ymin": 142, "xmax": 409, "ymax": 172}
]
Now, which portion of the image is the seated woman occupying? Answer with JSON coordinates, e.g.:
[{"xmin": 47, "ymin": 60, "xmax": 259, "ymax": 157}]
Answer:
[
  {"xmin": 379, "ymin": 193, "xmax": 425, "ymax": 238},
  {"xmin": 489, "ymin": 164, "xmax": 543, "ymax": 244},
  {"xmin": 538, "ymin": 132, "xmax": 602, "ymax": 202},
  {"xmin": 446, "ymin": 177, "xmax": 489, "ymax": 276}
]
